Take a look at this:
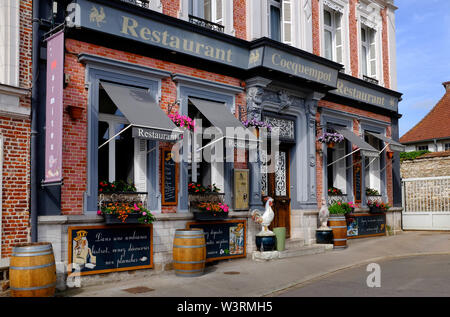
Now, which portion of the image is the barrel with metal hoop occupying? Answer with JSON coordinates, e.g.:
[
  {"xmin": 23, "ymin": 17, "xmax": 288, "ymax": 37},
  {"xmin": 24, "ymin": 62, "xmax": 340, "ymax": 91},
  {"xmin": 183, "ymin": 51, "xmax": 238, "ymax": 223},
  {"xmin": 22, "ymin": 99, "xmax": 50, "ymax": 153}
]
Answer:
[
  {"xmin": 9, "ymin": 242, "xmax": 56, "ymax": 297},
  {"xmin": 173, "ymin": 229, "xmax": 206, "ymax": 277},
  {"xmin": 328, "ymin": 215, "xmax": 348, "ymax": 249}
]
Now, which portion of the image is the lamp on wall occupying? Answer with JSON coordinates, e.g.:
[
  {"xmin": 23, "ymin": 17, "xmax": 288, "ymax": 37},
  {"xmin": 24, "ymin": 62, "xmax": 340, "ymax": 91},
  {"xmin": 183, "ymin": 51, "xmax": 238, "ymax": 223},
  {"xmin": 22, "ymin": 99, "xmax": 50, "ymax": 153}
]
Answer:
[
  {"xmin": 387, "ymin": 151, "xmax": 394, "ymax": 159},
  {"xmin": 67, "ymin": 105, "xmax": 84, "ymax": 120}
]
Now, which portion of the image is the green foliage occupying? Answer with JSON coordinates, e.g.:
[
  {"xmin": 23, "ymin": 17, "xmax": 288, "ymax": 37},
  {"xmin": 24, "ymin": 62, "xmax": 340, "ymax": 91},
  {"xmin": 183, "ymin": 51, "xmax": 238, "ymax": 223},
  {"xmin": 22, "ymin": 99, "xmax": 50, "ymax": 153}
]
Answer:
[
  {"xmin": 400, "ymin": 150, "xmax": 430, "ymax": 161},
  {"xmin": 328, "ymin": 202, "xmax": 347, "ymax": 215},
  {"xmin": 98, "ymin": 180, "xmax": 137, "ymax": 193},
  {"xmin": 366, "ymin": 187, "xmax": 380, "ymax": 196}
]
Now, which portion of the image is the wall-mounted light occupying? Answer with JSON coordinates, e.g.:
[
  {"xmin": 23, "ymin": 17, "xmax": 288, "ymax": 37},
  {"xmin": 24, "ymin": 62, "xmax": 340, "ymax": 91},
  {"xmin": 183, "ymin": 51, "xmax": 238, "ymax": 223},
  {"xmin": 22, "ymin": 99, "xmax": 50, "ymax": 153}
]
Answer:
[{"xmin": 387, "ymin": 151, "xmax": 394, "ymax": 159}]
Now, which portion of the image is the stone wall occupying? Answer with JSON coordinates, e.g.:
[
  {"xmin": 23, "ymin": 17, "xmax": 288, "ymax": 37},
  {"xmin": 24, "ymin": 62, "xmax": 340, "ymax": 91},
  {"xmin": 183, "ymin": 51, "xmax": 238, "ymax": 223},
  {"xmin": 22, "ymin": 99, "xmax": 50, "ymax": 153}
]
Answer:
[{"xmin": 401, "ymin": 154, "xmax": 450, "ymax": 179}]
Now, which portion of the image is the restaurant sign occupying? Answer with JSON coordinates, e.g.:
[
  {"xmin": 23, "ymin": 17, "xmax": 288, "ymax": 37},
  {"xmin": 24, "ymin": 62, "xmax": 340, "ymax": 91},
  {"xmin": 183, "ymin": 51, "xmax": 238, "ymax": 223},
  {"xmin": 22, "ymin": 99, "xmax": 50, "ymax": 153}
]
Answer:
[
  {"xmin": 67, "ymin": 0, "xmax": 249, "ymax": 69},
  {"xmin": 132, "ymin": 126, "xmax": 181, "ymax": 142},
  {"xmin": 330, "ymin": 78, "xmax": 399, "ymax": 111}
]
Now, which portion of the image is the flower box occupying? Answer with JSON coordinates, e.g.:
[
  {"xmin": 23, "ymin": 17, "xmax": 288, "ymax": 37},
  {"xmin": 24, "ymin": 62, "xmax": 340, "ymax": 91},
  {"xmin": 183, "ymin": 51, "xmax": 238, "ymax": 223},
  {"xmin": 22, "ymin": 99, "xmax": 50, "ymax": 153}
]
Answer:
[
  {"xmin": 104, "ymin": 213, "xmax": 141, "ymax": 224},
  {"xmin": 188, "ymin": 192, "xmax": 225, "ymax": 205},
  {"xmin": 192, "ymin": 211, "xmax": 229, "ymax": 221},
  {"xmin": 369, "ymin": 206, "xmax": 385, "ymax": 214}
]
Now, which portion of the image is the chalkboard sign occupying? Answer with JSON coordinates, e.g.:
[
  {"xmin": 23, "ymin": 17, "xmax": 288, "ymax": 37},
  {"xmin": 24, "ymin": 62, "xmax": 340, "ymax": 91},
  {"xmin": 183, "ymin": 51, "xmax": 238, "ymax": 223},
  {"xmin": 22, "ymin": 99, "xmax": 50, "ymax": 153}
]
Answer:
[
  {"xmin": 187, "ymin": 220, "xmax": 246, "ymax": 262},
  {"xmin": 354, "ymin": 166, "xmax": 362, "ymax": 203},
  {"xmin": 161, "ymin": 148, "xmax": 178, "ymax": 206},
  {"xmin": 346, "ymin": 213, "xmax": 386, "ymax": 239},
  {"xmin": 68, "ymin": 225, "xmax": 153, "ymax": 276}
]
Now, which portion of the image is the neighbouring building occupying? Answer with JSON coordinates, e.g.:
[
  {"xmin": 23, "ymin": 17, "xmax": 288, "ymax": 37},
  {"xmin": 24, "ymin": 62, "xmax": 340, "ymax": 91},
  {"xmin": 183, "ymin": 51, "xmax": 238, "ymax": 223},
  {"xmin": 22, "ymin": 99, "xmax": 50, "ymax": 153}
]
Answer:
[
  {"xmin": 0, "ymin": 0, "xmax": 33, "ymax": 288},
  {"xmin": 32, "ymin": 0, "xmax": 403, "ymax": 288},
  {"xmin": 400, "ymin": 81, "xmax": 450, "ymax": 152}
]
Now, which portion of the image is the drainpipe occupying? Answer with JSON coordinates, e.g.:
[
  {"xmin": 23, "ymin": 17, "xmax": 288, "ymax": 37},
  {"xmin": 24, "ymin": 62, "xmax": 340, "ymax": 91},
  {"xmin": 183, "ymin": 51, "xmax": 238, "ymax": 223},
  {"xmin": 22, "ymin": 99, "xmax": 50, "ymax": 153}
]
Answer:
[
  {"xmin": 433, "ymin": 139, "xmax": 438, "ymax": 152},
  {"xmin": 30, "ymin": 0, "xmax": 40, "ymax": 242}
]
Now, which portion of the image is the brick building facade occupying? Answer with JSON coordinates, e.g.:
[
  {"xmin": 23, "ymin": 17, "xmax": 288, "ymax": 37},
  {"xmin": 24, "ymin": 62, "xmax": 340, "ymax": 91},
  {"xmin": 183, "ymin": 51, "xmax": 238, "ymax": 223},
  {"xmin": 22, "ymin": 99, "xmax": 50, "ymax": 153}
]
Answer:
[
  {"xmin": 0, "ymin": 0, "xmax": 32, "ymax": 266},
  {"xmin": 32, "ymin": 0, "xmax": 402, "ymax": 287}
]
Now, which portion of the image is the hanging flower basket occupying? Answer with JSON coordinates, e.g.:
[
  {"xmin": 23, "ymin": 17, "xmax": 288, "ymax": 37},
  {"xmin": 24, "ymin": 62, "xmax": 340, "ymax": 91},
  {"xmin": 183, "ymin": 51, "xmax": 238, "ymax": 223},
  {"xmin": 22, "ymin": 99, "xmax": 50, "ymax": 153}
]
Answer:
[{"xmin": 318, "ymin": 132, "xmax": 344, "ymax": 146}]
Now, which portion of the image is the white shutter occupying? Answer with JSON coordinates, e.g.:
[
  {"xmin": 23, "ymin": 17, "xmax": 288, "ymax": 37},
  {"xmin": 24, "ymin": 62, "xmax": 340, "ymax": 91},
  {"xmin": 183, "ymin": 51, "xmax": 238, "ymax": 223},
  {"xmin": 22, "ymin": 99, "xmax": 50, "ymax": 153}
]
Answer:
[
  {"xmin": 368, "ymin": 29, "xmax": 377, "ymax": 78},
  {"xmin": 370, "ymin": 157, "xmax": 381, "ymax": 193},
  {"xmin": 333, "ymin": 141, "xmax": 346, "ymax": 194},
  {"xmin": 134, "ymin": 139, "xmax": 147, "ymax": 192},
  {"xmin": 335, "ymin": 12, "xmax": 343, "ymax": 64},
  {"xmin": 282, "ymin": 0, "xmax": 292, "ymax": 45}
]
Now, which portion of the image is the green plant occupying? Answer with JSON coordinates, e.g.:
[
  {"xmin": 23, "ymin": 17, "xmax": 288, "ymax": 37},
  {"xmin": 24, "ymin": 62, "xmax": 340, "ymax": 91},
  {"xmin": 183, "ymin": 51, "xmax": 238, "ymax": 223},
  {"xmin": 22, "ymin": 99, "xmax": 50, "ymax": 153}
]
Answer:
[
  {"xmin": 399, "ymin": 150, "xmax": 430, "ymax": 161},
  {"xmin": 328, "ymin": 186, "xmax": 343, "ymax": 195},
  {"xmin": 98, "ymin": 202, "xmax": 155, "ymax": 224},
  {"xmin": 367, "ymin": 200, "xmax": 390, "ymax": 211},
  {"xmin": 196, "ymin": 201, "xmax": 229, "ymax": 213},
  {"xmin": 188, "ymin": 182, "xmax": 221, "ymax": 194},
  {"xmin": 98, "ymin": 180, "xmax": 137, "ymax": 193},
  {"xmin": 366, "ymin": 187, "xmax": 380, "ymax": 196},
  {"xmin": 328, "ymin": 201, "xmax": 349, "ymax": 215}
]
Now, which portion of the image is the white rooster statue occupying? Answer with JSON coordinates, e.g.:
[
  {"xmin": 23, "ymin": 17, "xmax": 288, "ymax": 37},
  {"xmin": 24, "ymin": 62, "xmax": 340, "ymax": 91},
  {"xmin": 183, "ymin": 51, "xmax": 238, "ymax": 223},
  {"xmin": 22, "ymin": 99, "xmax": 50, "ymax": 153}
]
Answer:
[{"xmin": 251, "ymin": 197, "xmax": 275, "ymax": 236}]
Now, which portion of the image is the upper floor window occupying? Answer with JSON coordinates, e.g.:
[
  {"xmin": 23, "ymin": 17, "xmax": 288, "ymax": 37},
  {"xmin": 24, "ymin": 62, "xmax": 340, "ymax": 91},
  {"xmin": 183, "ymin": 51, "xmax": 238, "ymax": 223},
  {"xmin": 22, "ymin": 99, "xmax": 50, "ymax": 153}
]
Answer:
[
  {"xmin": 186, "ymin": 0, "xmax": 232, "ymax": 34},
  {"xmin": 360, "ymin": 25, "xmax": 377, "ymax": 79},
  {"xmin": 269, "ymin": 0, "xmax": 282, "ymax": 42},
  {"xmin": 269, "ymin": 0, "xmax": 294, "ymax": 45},
  {"xmin": 323, "ymin": 8, "xmax": 343, "ymax": 64},
  {"xmin": 417, "ymin": 145, "xmax": 429, "ymax": 151}
]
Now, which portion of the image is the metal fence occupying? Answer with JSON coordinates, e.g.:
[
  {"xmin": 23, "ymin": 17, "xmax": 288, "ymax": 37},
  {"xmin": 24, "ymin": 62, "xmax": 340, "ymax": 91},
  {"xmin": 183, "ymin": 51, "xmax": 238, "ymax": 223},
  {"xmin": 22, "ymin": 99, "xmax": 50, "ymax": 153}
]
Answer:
[{"xmin": 402, "ymin": 176, "xmax": 450, "ymax": 212}]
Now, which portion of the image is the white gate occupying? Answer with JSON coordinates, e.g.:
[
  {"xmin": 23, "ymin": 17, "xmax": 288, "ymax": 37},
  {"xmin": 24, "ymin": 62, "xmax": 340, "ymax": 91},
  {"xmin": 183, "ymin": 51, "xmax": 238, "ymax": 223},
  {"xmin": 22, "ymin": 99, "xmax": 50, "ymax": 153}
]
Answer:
[{"xmin": 402, "ymin": 176, "xmax": 450, "ymax": 230}]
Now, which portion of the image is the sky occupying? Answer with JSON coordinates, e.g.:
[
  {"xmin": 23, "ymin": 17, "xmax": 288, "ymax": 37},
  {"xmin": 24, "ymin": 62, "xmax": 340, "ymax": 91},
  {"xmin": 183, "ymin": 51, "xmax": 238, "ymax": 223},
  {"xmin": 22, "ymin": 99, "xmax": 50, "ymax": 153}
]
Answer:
[{"xmin": 395, "ymin": 0, "xmax": 450, "ymax": 137}]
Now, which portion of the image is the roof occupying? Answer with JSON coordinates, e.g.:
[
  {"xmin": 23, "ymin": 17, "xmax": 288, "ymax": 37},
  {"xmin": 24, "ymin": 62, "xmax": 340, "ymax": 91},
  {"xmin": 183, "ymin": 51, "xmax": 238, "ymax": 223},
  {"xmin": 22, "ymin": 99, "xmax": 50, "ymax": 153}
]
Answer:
[
  {"xmin": 417, "ymin": 150, "xmax": 450, "ymax": 159},
  {"xmin": 400, "ymin": 82, "xmax": 450, "ymax": 144}
]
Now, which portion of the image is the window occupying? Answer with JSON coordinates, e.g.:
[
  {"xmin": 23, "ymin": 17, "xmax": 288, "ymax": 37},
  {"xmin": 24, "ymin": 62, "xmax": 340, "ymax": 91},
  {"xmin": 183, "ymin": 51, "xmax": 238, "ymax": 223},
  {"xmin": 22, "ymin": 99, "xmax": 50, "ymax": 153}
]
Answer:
[
  {"xmin": 187, "ymin": 99, "xmax": 224, "ymax": 193},
  {"xmin": 323, "ymin": 8, "xmax": 343, "ymax": 64},
  {"xmin": 418, "ymin": 145, "xmax": 429, "ymax": 151},
  {"xmin": 327, "ymin": 137, "xmax": 347, "ymax": 195},
  {"xmin": 98, "ymin": 87, "xmax": 147, "ymax": 192},
  {"xmin": 269, "ymin": 0, "xmax": 282, "ymax": 42},
  {"xmin": 361, "ymin": 25, "xmax": 376, "ymax": 79},
  {"xmin": 189, "ymin": 0, "xmax": 224, "ymax": 24},
  {"xmin": 445, "ymin": 143, "xmax": 450, "ymax": 151},
  {"xmin": 364, "ymin": 133, "xmax": 381, "ymax": 194}
]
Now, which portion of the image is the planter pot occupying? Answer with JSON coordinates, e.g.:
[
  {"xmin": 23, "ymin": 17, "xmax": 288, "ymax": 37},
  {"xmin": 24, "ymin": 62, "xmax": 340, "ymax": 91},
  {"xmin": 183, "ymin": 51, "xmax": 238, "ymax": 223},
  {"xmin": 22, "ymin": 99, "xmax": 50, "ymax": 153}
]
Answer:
[
  {"xmin": 328, "ymin": 215, "xmax": 347, "ymax": 249},
  {"xmin": 188, "ymin": 192, "xmax": 225, "ymax": 205},
  {"xmin": 369, "ymin": 206, "xmax": 385, "ymax": 214},
  {"xmin": 255, "ymin": 235, "xmax": 276, "ymax": 252},
  {"xmin": 104, "ymin": 213, "xmax": 141, "ymax": 224},
  {"xmin": 192, "ymin": 211, "xmax": 229, "ymax": 221},
  {"xmin": 99, "ymin": 192, "xmax": 148, "ymax": 208}
]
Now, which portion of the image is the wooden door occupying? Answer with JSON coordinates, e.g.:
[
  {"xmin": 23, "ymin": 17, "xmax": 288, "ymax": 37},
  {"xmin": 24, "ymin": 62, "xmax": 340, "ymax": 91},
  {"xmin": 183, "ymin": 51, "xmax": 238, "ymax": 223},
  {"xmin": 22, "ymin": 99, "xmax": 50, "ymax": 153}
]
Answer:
[{"xmin": 266, "ymin": 147, "xmax": 291, "ymax": 238}]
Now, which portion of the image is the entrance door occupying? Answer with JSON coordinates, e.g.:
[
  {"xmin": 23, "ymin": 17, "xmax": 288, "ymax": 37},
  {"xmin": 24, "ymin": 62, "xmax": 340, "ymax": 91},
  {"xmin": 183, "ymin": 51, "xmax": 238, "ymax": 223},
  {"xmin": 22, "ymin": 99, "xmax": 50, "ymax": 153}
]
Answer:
[{"xmin": 266, "ymin": 146, "xmax": 291, "ymax": 238}]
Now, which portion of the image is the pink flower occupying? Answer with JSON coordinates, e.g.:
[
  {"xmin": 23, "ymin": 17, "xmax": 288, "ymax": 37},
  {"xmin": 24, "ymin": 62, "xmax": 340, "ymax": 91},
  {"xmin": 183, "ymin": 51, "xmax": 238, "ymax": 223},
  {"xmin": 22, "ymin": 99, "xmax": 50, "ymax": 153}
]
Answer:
[
  {"xmin": 134, "ymin": 204, "xmax": 139, "ymax": 211},
  {"xmin": 207, "ymin": 207, "xmax": 211, "ymax": 211},
  {"xmin": 142, "ymin": 212, "xmax": 147, "ymax": 216},
  {"xmin": 97, "ymin": 210, "xmax": 101, "ymax": 215}
]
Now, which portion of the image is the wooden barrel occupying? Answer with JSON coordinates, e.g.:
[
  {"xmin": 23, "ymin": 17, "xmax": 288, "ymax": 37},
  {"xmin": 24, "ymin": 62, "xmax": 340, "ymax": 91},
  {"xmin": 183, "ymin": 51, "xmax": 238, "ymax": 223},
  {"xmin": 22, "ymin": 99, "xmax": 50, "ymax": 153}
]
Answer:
[
  {"xmin": 173, "ymin": 229, "xmax": 206, "ymax": 277},
  {"xmin": 328, "ymin": 216, "xmax": 347, "ymax": 249},
  {"xmin": 9, "ymin": 242, "xmax": 56, "ymax": 297}
]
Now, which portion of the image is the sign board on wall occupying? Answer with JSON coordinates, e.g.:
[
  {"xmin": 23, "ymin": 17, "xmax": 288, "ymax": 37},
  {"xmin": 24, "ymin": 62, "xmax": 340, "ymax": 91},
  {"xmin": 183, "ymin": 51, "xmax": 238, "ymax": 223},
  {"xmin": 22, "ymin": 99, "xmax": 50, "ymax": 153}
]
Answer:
[
  {"xmin": 68, "ymin": 225, "xmax": 153, "ymax": 276},
  {"xmin": 161, "ymin": 148, "xmax": 178, "ymax": 206},
  {"xmin": 43, "ymin": 30, "xmax": 64, "ymax": 184},
  {"xmin": 346, "ymin": 213, "xmax": 386, "ymax": 239},
  {"xmin": 233, "ymin": 169, "xmax": 249, "ymax": 210},
  {"xmin": 187, "ymin": 220, "xmax": 246, "ymax": 262}
]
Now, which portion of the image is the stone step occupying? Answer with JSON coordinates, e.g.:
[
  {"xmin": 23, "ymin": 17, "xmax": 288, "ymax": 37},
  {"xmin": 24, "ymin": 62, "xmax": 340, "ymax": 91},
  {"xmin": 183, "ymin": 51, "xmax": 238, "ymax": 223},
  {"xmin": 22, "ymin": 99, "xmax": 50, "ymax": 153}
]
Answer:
[
  {"xmin": 252, "ymin": 244, "xmax": 333, "ymax": 262},
  {"xmin": 284, "ymin": 238, "xmax": 305, "ymax": 249}
]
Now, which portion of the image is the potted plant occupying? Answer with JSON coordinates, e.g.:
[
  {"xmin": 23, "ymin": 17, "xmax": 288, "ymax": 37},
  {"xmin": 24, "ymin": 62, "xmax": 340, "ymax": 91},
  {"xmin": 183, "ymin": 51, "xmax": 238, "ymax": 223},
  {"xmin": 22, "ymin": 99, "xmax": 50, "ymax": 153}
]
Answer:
[
  {"xmin": 192, "ymin": 201, "xmax": 230, "ymax": 221},
  {"xmin": 168, "ymin": 111, "xmax": 195, "ymax": 131},
  {"xmin": 188, "ymin": 182, "xmax": 225, "ymax": 205},
  {"xmin": 318, "ymin": 132, "xmax": 344, "ymax": 148},
  {"xmin": 327, "ymin": 201, "xmax": 350, "ymax": 249},
  {"xmin": 98, "ymin": 202, "xmax": 155, "ymax": 224},
  {"xmin": 367, "ymin": 200, "xmax": 390, "ymax": 214},
  {"xmin": 327, "ymin": 186, "xmax": 347, "ymax": 205},
  {"xmin": 365, "ymin": 187, "xmax": 382, "ymax": 204},
  {"xmin": 241, "ymin": 119, "xmax": 272, "ymax": 137}
]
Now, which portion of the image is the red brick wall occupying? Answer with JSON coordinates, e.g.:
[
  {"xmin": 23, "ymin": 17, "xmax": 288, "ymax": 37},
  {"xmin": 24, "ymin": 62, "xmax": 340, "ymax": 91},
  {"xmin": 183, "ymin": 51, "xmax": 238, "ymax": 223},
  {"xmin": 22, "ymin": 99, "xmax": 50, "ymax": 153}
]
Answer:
[
  {"xmin": 233, "ymin": 0, "xmax": 247, "ymax": 40},
  {"xmin": 1, "ymin": 0, "xmax": 33, "ymax": 257},
  {"xmin": 312, "ymin": 0, "xmax": 320, "ymax": 55},
  {"xmin": 349, "ymin": 0, "xmax": 359, "ymax": 76},
  {"xmin": 62, "ymin": 39, "xmax": 244, "ymax": 215},
  {"xmin": 161, "ymin": 0, "xmax": 180, "ymax": 18}
]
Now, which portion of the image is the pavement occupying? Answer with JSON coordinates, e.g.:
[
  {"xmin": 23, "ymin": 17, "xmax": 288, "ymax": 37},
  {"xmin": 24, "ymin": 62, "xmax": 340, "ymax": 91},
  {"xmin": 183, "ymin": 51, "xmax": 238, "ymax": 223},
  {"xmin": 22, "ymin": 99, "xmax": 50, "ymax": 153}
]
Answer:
[{"xmin": 61, "ymin": 231, "xmax": 450, "ymax": 297}]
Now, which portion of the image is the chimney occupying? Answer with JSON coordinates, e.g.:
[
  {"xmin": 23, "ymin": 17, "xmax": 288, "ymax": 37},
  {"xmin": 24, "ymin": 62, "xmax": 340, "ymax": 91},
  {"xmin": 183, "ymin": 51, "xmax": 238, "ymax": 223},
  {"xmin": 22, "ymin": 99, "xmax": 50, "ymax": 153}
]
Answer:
[{"xmin": 443, "ymin": 81, "xmax": 450, "ymax": 92}]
